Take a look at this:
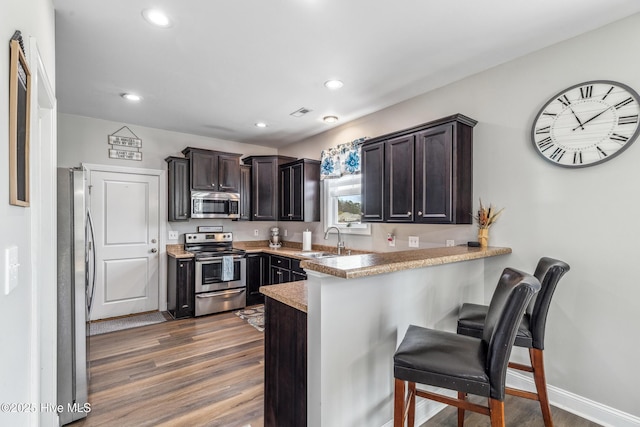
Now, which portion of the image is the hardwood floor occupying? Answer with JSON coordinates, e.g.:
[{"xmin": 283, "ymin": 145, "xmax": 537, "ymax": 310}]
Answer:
[
  {"xmin": 71, "ymin": 311, "xmax": 264, "ymax": 427},
  {"xmin": 70, "ymin": 310, "xmax": 600, "ymax": 427}
]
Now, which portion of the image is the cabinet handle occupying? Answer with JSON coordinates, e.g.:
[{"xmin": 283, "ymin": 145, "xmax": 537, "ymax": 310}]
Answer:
[
  {"xmin": 288, "ymin": 213, "xmax": 293, "ymax": 217},
  {"xmin": 418, "ymin": 211, "xmax": 423, "ymax": 216},
  {"xmin": 407, "ymin": 211, "xmax": 412, "ymax": 215},
  {"xmin": 180, "ymin": 264, "xmax": 184, "ymax": 268}
]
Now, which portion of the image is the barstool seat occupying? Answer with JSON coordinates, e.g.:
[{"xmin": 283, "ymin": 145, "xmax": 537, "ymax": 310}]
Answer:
[
  {"xmin": 457, "ymin": 257, "xmax": 570, "ymax": 427},
  {"xmin": 393, "ymin": 268, "xmax": 541, "ymax": 427}
]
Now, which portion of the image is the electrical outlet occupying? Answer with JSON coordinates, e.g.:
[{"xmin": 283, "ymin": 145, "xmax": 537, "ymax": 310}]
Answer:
[
  {"xmin": 284, "ymin": 229, "xmax": 288, "ymax": 237},
  {"xmin": 254, "ymin": 229, "xmax": 259, "ymax": 236},
  {"xmin": 408, "ymin": 236, "xmax": 419, "ymax": 248},
  {"xmin": 387, "ymin": 233, "xmax": 396, "ymax": 247},
  {"xmin": 446, "ymin": 239, "xmax": 455, "ymax": 247},
  {"xmin": 168, "ymin": 231, "xmax": 179, "ymax": 240}
]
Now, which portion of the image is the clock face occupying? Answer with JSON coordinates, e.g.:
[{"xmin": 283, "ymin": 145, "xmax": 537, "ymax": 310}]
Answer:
[{"xmin": 531, "ymin": 80, "xmax": 640, "ymax": 167}]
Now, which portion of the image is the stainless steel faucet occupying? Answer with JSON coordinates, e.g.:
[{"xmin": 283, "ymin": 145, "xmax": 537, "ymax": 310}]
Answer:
[{"xmin": 324, "ymin": 226, "xmax": 345, "ymax": 255}]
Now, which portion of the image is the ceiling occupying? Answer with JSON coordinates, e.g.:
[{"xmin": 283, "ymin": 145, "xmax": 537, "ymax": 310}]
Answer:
[{"xmin": 52, "ymin": 0, "xmax": 640, "ymax": 149}]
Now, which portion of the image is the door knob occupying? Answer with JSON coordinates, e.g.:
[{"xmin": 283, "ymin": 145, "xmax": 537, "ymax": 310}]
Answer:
[{"xmin": 151, "ymin": 248, "xmax": 158, "ymax": 253}]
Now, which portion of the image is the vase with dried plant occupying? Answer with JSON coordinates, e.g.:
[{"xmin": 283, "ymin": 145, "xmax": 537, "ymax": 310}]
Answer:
[{"xmin": 473, "ymin": 199, "xmax": 503, "ymax": 248}]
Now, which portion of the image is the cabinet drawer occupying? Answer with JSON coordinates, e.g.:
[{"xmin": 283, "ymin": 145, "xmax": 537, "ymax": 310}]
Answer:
[{"xmin": 270, "ymin": 255, "xmax": 291, "ymax": 270}]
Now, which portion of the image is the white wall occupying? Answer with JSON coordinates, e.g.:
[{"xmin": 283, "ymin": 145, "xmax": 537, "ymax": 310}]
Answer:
[
  {"xmin": 281, "ymin": 13, "xmax": 640, "ymax": 419},
  {"xmin": 1, "ymin": 1, "xmax": 56, "ymax": 426}
]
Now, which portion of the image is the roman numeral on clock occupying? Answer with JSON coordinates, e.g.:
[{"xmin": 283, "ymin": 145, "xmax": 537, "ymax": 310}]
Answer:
[
  {"xmin": 618, "ymin": 115, "xmax": 639, "ymax": 125},
  {"xmin": 537, "ymin": 137, "xmax": 553, "ymax": 151},
  {"xmin": 611, "ymin": 133, "xmax": 629, "ymax": 143},
  {"xmin": 535, "ymin": 126, "xmax": 550, "ymax": 134},
  {"xmin": 550, "ymin": 147, "xmax": 565, "ymax": 162},
  {"xmin": 614, "ymin": 97, "xmax": 634, "ymax": 109},
  {"xmin": 580, "ymin": 85, "xmax": 593, "ymax": 99},
  {"xmin": 557, "ymin": 95, "xmax": 571, "ymax": 107},
  {"xmin": 596, "ymin": 146, "xmax": 608, "ymax": 158},
  {"xmin": 573, "ymin": 151, "xmax": 583, "ymax": 165}
]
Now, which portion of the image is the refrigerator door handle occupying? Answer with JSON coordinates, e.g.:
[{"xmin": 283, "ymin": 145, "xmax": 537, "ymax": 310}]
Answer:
[{"xmin": 86, "ymin": 209, "xmax": 97, "ymax": 316}]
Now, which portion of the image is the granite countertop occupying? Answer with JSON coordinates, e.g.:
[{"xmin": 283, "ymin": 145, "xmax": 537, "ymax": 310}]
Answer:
[
  {"xmin": 166, "ymin": 244, "xmax": 195, "ymax": 259},
  {"xmin": 232, "ymin": 240, "xmax": 370, "ymax": 260},
  {"xmin": 299, "ymin": 245, "xmax": 512, "ymax": 279},
  {"xmin": 260, "ymin": 281, "xmax": 308, "ymax": 313}
]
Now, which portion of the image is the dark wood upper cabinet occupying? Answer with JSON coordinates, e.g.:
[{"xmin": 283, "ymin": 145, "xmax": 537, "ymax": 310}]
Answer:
[
  {"xmin": 239, "ymin": 164, "xmax": 251, "ymax": 221},
  {"xmin": 279, "ymin": 159, "xmax": 320, "ymax": 222},
  {"xmin": 384, "ymin": 134, "xmax": 415, "ymax": 222},
  {"xmin": 182, "ymin": 147, "xmax": 241, "ymax": 192},
  {"xmin": 242, "ymin": 155, "xmax": 296, "ymax": 221},
  {"xmin": 165, "ymin": 156, "xmax": 190, "ymax": 221},
  {"xmin": 361, "ymin": 142, "xmax": 385, "ymax": 222},
  {"xmin": 362, "ymin": 114, "xmax": 476, "ymax": 224}
]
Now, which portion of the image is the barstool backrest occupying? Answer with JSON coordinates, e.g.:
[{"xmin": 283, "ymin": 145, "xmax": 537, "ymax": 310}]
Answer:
[
  {"xmin": 528, "ymin": 257, "xmax": 570, "ymax": 349},
  {"xmin": 483, "ymin": 268, "xmax": 541, "ymax": 399}
]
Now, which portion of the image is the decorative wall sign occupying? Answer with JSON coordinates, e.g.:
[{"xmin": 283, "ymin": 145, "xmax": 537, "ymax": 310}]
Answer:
[
  {"xmin": 109, "ymin": 149, "xmax": 143, "ymax": 161},
  {"xmin": 107, "ymin": 125, "xmax": 142, "ymax": 161},
  {"xmin": 9, "ymin": 31, "xmax": 31, "ymax": 207}
]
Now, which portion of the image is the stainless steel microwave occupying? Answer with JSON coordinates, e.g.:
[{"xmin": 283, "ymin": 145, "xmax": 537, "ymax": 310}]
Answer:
[{"xmin": 191, "ymin": 191, "xmax": 240, "ymax": 219}]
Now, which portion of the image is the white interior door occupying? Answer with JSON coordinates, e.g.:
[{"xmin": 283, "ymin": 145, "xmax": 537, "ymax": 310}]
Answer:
[{"xmin": 89, "ymin": 170, "xmax": 160, "ymax": 320}]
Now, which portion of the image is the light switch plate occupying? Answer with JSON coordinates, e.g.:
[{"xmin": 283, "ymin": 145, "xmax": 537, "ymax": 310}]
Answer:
[
  {"xmin": 446, "ymin": 239, "xmax": 455, "ymax": 247},
  {"xmin": 168, "ymin": 231, "xmax": 179, "ymax": 240},
  {"xmin": 254, "ymin": 229, "xmax": 259, "ymax": 236},
  {"xmin": 4, "ymin": 246, "xmax": 19, "ymax": 295},
  {"xmin": 408, "ymin": 236, "xmax": 419, "ymax": 248}
]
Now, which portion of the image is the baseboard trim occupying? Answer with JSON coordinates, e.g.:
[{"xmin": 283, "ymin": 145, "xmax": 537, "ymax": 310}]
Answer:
[{"xmin": 506, "ymin": 371, "xmax": 640, "ymax": 427}]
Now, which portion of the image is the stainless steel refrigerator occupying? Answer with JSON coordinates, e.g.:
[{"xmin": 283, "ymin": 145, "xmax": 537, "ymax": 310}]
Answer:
[{"xmin": 57, "ymin": 167, "xmax": 95, "ymax": 425}]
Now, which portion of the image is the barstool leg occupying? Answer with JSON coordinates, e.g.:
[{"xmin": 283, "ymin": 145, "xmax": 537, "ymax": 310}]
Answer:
[
  {"xmin": 457, "ymin": 392, "xmax": 466, "ymax": 427},
  {"xmin": 488, "ymin": 399, "xmax": 505, "ymax": 427},
  {"xmin": 530, "ymin": 348, "xmax": 554, "ymax": 427},
  {"xmin": 394, "ymin": 378, "xmax": 405, "ymax": 427},
  {"xmin": 407, "ymin": 382, "xmax": 416, "ymax": 426}
]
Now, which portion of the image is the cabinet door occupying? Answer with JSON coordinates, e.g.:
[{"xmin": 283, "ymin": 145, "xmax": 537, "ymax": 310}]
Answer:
[
  {"xmin": 415, "ymin": 124, "xmax": 453, "ymax": 223},
  {"xmin": 385, "ymin": 134, "xmax": 415, "ymax": 222},
  {"xmin": 290, "ymin": 162, "xmax": 304, "ymax": 220},
  {"xmin": 167, "ymin": 157, "xmax": 190, "ymax": 221},
  {"xmin": 361, "ymin": 142, "xmax": 385, "ymax": 222},
  {"xmin": 176, "ymin": 260, "xmax": 194, "ymax": 318},
  {"xmin": 279, "ymin": 165, "xmax": 293, "ymax": 221},
  {"xmin": 239, "ymin": 165, "xmax": 251, "ymax": 221},
  {"xmin": 252, "ymin": 158, "xmax": 278, "ymax": 221},
  {"xmin": 190, "ymin": 150, "xmax": 217, "ymax": 190},
  {"xmin": 246, "ymin": 253, "xmax": 267, "ymax": 306},
  {"xmin": 217, "ymin": 154, "xmax": 241, "ymax": 192},
  {"xmin": 270, "ymin": 266, "xmax": 291, "ymax": 284}
]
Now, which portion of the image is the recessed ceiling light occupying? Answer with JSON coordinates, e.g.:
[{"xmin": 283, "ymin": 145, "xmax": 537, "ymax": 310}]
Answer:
[
  {"xmin": 324, "ymin": 80, "xmax": 344, "ymax": 90},
  {"xmin": 255, "ymin": 122, "xmax": 268, "ymax": 128},
  {"xmin": 142, "ymin": 9, "xmax": 172, "ymax": 28},
  {"xmin": 121, "ymin": 93, "xmax": 142, "ymax": 102},
  {"xmin": 323, "ymin": 115, "xmax": 339, "ymax": 124}
]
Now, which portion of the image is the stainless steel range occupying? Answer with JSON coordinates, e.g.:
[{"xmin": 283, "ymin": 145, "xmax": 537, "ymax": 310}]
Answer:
[{"xmin": 185, "ymin": 232, "xmax": 246, "ymax": 316}]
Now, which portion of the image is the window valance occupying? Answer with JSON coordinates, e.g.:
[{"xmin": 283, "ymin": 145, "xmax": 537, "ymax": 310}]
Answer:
[{"xmin": 320, "ymin": 137, "xmax": 368, "ymax": 180}]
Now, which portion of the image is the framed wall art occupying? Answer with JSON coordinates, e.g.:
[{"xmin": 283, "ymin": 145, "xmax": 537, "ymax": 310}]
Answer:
[{"xmin": 9, "ymin": 35, "xmax": 31, "ymax": 207}]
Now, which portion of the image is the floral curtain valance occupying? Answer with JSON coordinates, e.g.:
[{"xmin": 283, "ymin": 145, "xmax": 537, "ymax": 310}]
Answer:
[{"xmin": 320, "ymin": 137, "xmax": 368, "ymax": 180}]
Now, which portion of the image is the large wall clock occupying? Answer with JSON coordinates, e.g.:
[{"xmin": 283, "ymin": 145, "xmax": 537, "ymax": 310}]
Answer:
[{"xmin": 531, "ymin": 80, "xmax": 640, "ymax": 167}]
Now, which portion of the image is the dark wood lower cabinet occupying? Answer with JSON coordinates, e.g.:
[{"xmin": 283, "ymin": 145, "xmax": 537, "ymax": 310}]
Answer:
[
  {"xmin": 264, "ymin": 297, "xmax": 307, "ymax": 427},
  {"xmin": 167, "ymin": 257, "xmax": 194, "ymax": 318},
  {"xmin": 246, "ymin": 253, "xmax": 269, "ymax": 306}
]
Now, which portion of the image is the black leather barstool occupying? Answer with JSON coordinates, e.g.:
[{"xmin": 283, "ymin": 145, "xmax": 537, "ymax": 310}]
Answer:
[
  {"xmin": 457, "ymin": 257, "xmax": 569, "ymax": 427},
  {"xmin": 393, "ymin": 268, "xmax": 541, "ymax": 427}
]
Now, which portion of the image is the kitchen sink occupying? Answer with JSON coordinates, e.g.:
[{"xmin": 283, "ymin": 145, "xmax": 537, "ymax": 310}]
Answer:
[{"xmin": 300, "ymin": 252, "xmax": 338, "ymax": 259}]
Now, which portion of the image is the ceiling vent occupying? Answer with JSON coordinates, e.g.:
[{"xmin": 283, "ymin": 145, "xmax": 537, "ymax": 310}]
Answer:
[{"xmin": 290, "ymin": 107, "xmax": 313, "ymax": 117}]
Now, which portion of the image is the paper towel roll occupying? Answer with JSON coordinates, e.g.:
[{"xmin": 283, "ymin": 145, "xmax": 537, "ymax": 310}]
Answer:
[{"xmin": 302, "ymin": 230, "xmax": 312, "ymax": 251}]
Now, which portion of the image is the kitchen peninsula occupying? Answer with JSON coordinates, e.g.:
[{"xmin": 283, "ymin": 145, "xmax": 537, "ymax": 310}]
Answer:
[{"xmin": 260, "ymin": 245, "xmax": 511, "ymax": 427}]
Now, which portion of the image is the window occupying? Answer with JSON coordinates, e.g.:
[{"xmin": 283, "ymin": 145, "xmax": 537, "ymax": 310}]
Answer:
[{"xmin": 322, "ymin": 174, "xmax": 371, "ymax": 235}]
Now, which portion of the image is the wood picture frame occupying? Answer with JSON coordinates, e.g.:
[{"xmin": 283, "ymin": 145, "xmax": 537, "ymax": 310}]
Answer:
[{"xmin": 9, "ymin": 39, "xmax": 31, "ymax": 207}]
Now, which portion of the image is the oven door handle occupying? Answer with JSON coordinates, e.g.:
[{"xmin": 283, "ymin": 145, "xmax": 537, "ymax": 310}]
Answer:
[{"xmin": 196, "ymin": 289, "xmax": 244, "ymax": 298}]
